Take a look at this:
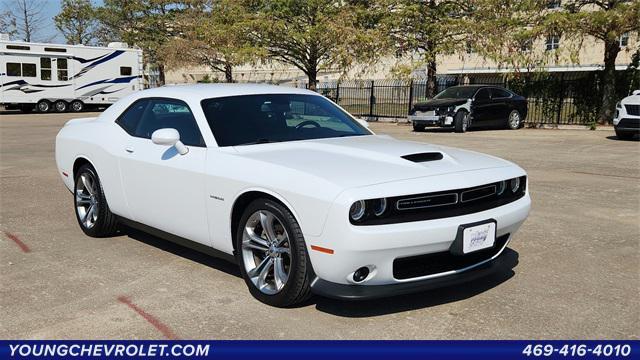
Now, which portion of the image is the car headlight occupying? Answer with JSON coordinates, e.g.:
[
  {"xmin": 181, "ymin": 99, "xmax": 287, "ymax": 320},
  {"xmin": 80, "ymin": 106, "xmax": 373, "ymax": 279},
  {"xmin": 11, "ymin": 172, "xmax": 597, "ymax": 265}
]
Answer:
[
  {"xmin": 372, "ymin": 198, "xmax": 387, "ymax": 216},
  {"xmin": 349, "ymin": 200, "xmax": 366, "ymax": 221},
  {"xmin": 447, "ymin": 106, "xmax": 455, "ymax": 113},
  {"xmin": 496, "ymin": 180, "xmax": 507, "ymax": 196},
  {"xmin": 510, "ymin": 177, "xmax": 521, "ymax": 193},
  {"xmin": 616, "ymin": 102, "xmax": 622, "ymax": 109}
]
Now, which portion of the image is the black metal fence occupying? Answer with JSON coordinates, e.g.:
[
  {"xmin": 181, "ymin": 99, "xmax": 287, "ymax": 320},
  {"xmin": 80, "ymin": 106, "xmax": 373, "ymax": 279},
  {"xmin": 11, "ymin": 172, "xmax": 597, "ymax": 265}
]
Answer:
[{"xmin": 309, "ymin": 71, "xmax": 639, "ymax": 125}]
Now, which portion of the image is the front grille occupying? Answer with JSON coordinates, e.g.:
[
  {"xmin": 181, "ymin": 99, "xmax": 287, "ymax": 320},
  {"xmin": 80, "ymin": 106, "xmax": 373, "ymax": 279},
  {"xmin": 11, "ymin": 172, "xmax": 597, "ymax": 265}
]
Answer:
[
  {"xmin": 393, "ymin": 233, "xmax": 510, "ymax": 280},
  {"xmin": 618, "ymin": 118, "xmax": 640, "ymax": 129},
  {"xmin": 625, "ymin": 104, "xmax": 640, "ymax": 116},
  {"xmin": 351, "ymin": 177, "xmax": 526, "ymax": 226}
]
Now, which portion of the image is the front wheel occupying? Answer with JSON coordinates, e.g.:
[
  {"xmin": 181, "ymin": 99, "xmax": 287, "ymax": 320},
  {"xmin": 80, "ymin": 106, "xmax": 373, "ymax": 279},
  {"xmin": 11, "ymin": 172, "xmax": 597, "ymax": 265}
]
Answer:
[
  {"xmin": 235, "ymin": 198, "xmax": 311, "ymax": 307},
  {"xmin": 412, "ymin": 123, "xmax": 426, "ymax": 132},
  {"xmin": 507, "ymin": 110, "xmax": 522, "ymax": 130},
  {"xmin": 74, "ymin": 164, "xmax": 119, "ymax": 237},
  {"xmin": 454, "ymin": 111, "xmax": 469, "ymax": 133}
]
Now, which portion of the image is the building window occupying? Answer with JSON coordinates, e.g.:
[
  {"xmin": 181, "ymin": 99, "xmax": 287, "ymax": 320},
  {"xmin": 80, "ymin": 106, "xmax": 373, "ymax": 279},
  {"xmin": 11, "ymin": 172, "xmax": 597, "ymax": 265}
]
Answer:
[
  {"xmin": 619, "ymin": 32, "xmax": 629, "ymax": 47},
  {"xmin": 7, "ymin": 62, "xmax": 21, "ymax": 76},
  {"xmin": 521, "ymin": 39, "xmax": 533, "ymax": 53},
  {"xmin": 546, "ymin": 35, "xmax": 560, "ymax": 51},
  {"xmin": 465, "ymin": 42, "xmax": 475, "ymax": 54},
  {"xmin": 120, "ymin": 66, "xmax": 132, "ymax": 76},
  {"xmin": 57, "ymin": 58, "xmax": 68, "ymax": 81},
  {"xmin": 41, "ymin": 57, "xmax": 52, "ymax": 80},
  {"xmin": 547, "ymin": 0, "xmax": 561, "ymax": 9}
]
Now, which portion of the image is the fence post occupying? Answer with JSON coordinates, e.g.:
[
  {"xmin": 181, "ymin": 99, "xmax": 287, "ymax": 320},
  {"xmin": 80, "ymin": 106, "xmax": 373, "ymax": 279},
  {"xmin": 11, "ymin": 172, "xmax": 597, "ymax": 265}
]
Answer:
[
  {"xmin": 408, "ymin": 80, "xmax": 414, "ymax": 115},
  {"xmin": 369, "ymin": 80, "xmax": 375, "ymax": 120},
  {"xmin": 556, "ymin": 73, "xmax": 565, "ymax": 125},
  {"xmin": 335, "ymin": 82, "xmax": 340, "ymax": 103}
]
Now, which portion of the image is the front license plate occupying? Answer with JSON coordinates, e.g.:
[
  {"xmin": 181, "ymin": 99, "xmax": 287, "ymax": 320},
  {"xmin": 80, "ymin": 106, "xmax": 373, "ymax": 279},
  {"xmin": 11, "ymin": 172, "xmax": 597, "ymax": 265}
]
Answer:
[{"xmin": 462, "ymin": 222, "xmax": 496, "ymax": 254}]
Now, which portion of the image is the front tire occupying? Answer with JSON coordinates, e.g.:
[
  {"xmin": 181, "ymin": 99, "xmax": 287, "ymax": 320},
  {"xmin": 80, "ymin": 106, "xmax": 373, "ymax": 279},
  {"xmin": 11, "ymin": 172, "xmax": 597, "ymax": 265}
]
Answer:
[
  {"xmin": 235, "ymin": 198, "xmax": 311, "ymax": 307},
  {"xmin": 454, "ymin": 110, "xmax": 469, "ymax": 133},
  {"xmin": 412, "ymin": 123, "xmax": 426, "ymax": 132},
  {"xmin": 74, "ymin": 164, "xmax": 118, "ymax": 237}
]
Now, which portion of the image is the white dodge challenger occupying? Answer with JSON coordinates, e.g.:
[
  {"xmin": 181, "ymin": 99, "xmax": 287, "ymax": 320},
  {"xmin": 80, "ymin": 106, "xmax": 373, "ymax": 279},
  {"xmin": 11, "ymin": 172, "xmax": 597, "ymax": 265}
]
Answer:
[{"xmin": 56, "ymin": 84, "xmax": 531, "ymax": 307}]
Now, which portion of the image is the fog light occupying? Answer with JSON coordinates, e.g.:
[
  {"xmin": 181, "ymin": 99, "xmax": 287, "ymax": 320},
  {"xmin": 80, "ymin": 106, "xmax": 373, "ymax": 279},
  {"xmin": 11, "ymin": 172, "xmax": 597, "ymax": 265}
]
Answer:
[{"xmin": 353, "ymin": 267, "xmax": 370, "ymax": 282}]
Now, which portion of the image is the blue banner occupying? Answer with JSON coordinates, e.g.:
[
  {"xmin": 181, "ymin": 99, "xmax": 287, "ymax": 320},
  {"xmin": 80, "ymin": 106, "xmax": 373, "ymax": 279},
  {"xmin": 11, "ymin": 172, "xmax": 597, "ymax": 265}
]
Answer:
[{"xmin": 0, "ymin": 340, "xmax": 637, "ymax": 359}]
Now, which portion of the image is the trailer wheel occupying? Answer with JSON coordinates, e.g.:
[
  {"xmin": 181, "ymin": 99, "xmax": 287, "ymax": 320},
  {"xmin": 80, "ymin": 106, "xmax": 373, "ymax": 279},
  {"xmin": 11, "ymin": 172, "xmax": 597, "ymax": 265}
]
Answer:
[
  {"xmin": 70, "ymin": 100, "xmax": 84, "ymax": 112},
  {"xmin": 54, "ymin": 100, "xmax": 68, "ymax": 113},
  {"xmin": 37, "ymin": 100, "xmax": 51, "ymax": 113}
]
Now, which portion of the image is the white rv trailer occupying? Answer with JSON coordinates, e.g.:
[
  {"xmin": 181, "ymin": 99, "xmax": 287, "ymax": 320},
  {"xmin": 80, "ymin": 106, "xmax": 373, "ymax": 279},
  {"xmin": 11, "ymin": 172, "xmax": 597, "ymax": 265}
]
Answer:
[{"xmin": 0, "ymin": 35, "xmax": 143, "ymax": 113}]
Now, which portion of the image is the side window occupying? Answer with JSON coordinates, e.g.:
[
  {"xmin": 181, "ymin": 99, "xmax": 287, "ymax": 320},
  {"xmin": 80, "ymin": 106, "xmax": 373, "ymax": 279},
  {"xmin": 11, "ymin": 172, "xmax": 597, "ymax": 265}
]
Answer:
[
  {"xmin": 134, "ymin": 99, "xmax": 204, "ymax": 147},
  {"xmin": 41, "ymin": 58, "xmax": 52, "ymax": 80},
  {"xmin": 120, "ymin": 66, "xmax": 132, "ymax": 76},
  {"xmin": 493, "ymin": 88, "xmax": 511, "ymax": 98},
  {"xmin": 475, "ymin": 88, "xmax": 491, "ymax": 101},
  {"xmin": 57, "ymin": 58, "xmax": 68, "ymax": 81},
  {"xmin": 7, "ymin": 62, "xmax": 21, "ymax": 76},
  {"xmin": 116, "ymin": 99, "xmax": 149, "ymax": 135},
  {"xmin": 22, "ymin": 63, "xmax": 36, "ymax": 77}
]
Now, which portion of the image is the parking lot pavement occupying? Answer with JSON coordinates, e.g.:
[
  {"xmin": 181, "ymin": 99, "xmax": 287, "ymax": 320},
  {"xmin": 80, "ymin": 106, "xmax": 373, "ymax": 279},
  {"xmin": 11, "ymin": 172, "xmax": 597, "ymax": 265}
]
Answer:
[{"xmin": 1, "ymin": 112, "xmax": 638, "ymax": 340}]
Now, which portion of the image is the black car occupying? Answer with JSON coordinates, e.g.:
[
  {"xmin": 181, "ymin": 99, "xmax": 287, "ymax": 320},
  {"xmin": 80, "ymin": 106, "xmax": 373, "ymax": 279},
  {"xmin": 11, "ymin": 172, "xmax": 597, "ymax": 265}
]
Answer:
[{"xmin": 408, "ymin": 85, "xmax": 528, "ymax": 133}]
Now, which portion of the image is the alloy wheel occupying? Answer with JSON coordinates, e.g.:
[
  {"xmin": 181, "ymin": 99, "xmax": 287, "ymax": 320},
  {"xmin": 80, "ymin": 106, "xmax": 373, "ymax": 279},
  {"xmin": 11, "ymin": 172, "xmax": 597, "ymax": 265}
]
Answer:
[
  {"xmin": 75, "ymin": 172, "xmax": 99, "ymax": 229},
  {"xmin": 509, "ymin": 111, "xmax": 521, "ymax": 129},
  {"xmin": 241, "ymin": 210, "xmax": 291, "ymax": 295}
]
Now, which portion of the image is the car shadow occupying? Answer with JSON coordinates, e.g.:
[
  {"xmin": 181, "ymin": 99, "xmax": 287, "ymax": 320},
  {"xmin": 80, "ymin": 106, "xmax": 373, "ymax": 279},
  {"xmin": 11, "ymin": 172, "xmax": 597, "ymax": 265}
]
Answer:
[
  {"xmin": 308, "ymin": 248, "xmax": 519, "ymax": 318},
  {"xmin": 119, "ymin": 225, "xmax": 242, "ymax": 278},
  {"xmin": 606, "ymin": 135, "xmax": 639, "ymax": 141}
]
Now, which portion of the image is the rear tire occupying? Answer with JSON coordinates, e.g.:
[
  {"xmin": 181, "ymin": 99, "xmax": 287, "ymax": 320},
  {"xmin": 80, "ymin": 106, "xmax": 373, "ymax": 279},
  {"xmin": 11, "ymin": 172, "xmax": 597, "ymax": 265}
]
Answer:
[
  {"xmin": 454, "ymin": 110, "xmax": 469, "ymax": 133},
  {"xmin": 70, "ymin": 100, "xmax": 84, "ymax": 112},
  {"xmin": 615, "ymin": 129, "xmax": 636, "ymax": 140},
  {"xmin": 235, "ymin": 198, "xmax": 311, "ymax": 307},
  {"xmin": 54, "ymin": 100, "xmax": 68, "ymax": 113},
  {"xmin": 37, "ymin": 100, "xmax": 51, "ymax": 113},
  {"xmin": 412, "ymin": 123, "xmax": 426, "ymax": 132},
  {"xmin": 507, "ymin": 110, "xmax": 522, "ymax": 130},
  {"xmin": 74, "ymin": 164, "xmax": 119, "ymax": 237}
]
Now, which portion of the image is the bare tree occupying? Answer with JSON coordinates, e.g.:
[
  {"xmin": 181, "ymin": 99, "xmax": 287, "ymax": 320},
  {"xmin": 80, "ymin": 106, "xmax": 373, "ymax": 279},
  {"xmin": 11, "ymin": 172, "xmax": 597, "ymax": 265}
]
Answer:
[
  {"xmin": 0, "ymin": 9, "xmax": 17, "ymax": 36},
  {"xmin": 3, "ymin": 0, "xmax": 51, "ymax": 42}
]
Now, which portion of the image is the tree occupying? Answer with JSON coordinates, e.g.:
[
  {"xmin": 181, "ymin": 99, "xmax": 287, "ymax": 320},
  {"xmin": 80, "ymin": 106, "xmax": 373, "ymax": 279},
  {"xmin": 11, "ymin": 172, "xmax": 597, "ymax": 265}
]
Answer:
[
  {"xmin": 3, "ymin": 0, "xmax": 50, "ymax": 42},
  {"xmin": 560, "ymin": 1, "xmax": 640, "ymax": 124},
  {"xmin": 161, "ymin": 0, "xmax": 262, "ymax": 83},
  {"xmin": 0, "ymin": 9, "xmax": 17, "ymax": 37},
  {"xmin": 54, "ymin": 0, "xmax": 98, "ymax": 45},
  {"xmin": 94, "ymin": 0, "xmax": 188, "ymax": 85},
  {"xmin": 251, "ymin": 0, "xmax": 382, "ymax": 90},
  {"xmin": 381, "ymin": 0, "xmax": 472, "ymax": 97}
]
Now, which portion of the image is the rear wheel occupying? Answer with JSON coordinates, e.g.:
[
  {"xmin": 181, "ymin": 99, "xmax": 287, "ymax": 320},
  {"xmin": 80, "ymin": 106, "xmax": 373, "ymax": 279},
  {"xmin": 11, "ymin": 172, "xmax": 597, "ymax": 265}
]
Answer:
[
  {"xmin": 454, "ymin": 110, "xmax": 469, "ymax": 133},
  {"xmin": 74, "ymin": 164, "xmax": 118, "ymax": 237},
  {"xmin": 37, "ymin": 100, "xmax": 51, "ymax": 113},
  {"xmin": 70, "ymin": 100, "xmax": 84, "ymax": 112},
  {"xmin": 507, "ymin": 110, "xmax": 522, "ymax": 130},
  {"xmin": 412, "ymin": 123, "xmax": 426, "ymax": 132},
  {"xmin": 235, "ymin": 198, "xmax": 311, "ymax": 307},
  {"xmin": 54, "ymin": 100, "xmax": 68, "ymax": 113}
]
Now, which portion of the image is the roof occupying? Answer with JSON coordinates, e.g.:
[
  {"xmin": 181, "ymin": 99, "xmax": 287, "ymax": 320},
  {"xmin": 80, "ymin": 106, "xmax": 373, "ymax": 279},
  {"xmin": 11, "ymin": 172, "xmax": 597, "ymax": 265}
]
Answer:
[{"xmin": 135, "ymin": 83, "xmax": 318, "ymax": 101}]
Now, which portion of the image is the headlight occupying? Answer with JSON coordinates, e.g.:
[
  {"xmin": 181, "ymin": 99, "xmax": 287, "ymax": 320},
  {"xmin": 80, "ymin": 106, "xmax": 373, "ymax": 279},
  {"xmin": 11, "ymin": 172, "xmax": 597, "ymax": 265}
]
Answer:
[
  {"xmin": 616, "ymin": 102, "xmax": 622, "ymax": 109},
  {"xmin": 510, "ymin": 177, "xmax": 521, "ymax": 193},
  {"xmin": 496, "ymin": 180, "xmax": 506, "ymax": 196},
  {"xmin": 373, "ymin": 198, "xmax": 387, "ymax": 216},
  {"xmin": 349, "ymin": 200, "xmax": 366, "ymax": 221},
  {"xmin": 447, "ymin": 106, "xmax": 455, "ymax": 113}
]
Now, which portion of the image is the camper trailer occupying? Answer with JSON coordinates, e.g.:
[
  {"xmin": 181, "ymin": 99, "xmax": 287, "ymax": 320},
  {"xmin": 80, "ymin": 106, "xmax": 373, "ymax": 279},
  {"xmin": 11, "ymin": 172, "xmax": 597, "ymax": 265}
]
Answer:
[{"xmin": 0, "ymin": 35, "xmax": 143, "ymax": 113}]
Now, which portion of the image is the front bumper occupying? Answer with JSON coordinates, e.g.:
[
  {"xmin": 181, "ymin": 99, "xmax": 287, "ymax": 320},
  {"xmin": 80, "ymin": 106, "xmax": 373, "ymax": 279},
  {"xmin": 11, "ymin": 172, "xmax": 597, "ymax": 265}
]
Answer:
[
  {"xmin": 613, "ymin": 117, "xmax": 640, "ymax": 133},
  {"xmin": 408, "ymin": 114, "xmax": 454, "ymax": 127},
  {"xmin": 310, "ymin": 243, "xmax": 514, "ymax": 300}
]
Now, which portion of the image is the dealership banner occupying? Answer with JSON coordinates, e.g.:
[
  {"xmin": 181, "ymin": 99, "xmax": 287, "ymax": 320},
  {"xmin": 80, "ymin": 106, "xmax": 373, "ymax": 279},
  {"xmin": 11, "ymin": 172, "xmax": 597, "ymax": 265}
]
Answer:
[{"xmin": 0, "ymin": 340, "xmax": 638, "ymax": 359}]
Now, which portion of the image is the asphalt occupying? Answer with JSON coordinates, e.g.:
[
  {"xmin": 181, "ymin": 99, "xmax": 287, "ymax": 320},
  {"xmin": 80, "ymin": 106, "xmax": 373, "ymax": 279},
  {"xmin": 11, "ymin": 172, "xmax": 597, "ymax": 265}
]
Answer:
[{"xmin": 1, "ymin": 111, "xmax": 638, "ymax": 339}]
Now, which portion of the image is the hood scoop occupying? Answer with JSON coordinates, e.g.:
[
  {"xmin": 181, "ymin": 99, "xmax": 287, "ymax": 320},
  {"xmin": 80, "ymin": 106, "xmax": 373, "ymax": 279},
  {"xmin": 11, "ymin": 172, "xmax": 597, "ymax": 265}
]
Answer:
[{"xmin": 402, "ymin": 152, "xmax": 444, "ymax": 163}]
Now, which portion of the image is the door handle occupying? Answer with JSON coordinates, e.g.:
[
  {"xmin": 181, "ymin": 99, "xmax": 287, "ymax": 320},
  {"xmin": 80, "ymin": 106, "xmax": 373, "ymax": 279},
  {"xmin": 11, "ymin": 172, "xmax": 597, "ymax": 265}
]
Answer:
[{"xmin": 125, "ymin": 147, "xmax": 134, "ymax": 153}]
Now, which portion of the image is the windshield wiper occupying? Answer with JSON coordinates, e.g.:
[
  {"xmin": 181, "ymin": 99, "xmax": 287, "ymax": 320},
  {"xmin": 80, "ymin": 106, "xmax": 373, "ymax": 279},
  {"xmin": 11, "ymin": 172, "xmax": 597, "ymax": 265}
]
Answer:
[{"xmin": 237, "ymin": 138, "xmax": 278, "ymax": 146}]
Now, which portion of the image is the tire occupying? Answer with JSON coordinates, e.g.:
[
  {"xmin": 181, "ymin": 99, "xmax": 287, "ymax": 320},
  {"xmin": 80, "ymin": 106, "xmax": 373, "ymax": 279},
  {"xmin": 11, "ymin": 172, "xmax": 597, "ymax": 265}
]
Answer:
[
  {"xmin": 37, "ymin": 100, "xmax": 51, "ymax": 113},
  {"xmin": 615, "ymin": 129, "xmax": 636, "ymax": 140},
  {"xmin": 454, "ymin": 110, "xmax": 469, "ymax": 133},
  {"xmin": 73, "ymin": 163, "xmax": 119, "ymax": 237},
  {"xmin": 70, "ymin": 100, "xmax": 84, "ymax": 112},
  {"xmin": 54, "ymin": 100, "xmax": 68, "ymax": 113},
  {"xmin": 507, "ymin": 110, "xmax": 522, "ymax": 130},
  {"xmin": 412, "ymin": 123, "xmax": 426, "ymax": 132},
  {"xmin": 235, "ymin": 198, "xmax": 311, "ymax": 307}
]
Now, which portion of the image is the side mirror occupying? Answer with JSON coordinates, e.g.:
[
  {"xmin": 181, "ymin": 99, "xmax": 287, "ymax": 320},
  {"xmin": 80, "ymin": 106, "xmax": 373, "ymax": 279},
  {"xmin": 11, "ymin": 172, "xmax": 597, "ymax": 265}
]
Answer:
[
  {"xmin": 356, "ymin": 118, "xmax": 369, "ymax": 128},
  {"xmin": 632, "ymin": 90, "xmax": 640, "ymax": 95},
  {"xmin": 151, "ymin": 128, "xmax": 189, "ymax": 155}
]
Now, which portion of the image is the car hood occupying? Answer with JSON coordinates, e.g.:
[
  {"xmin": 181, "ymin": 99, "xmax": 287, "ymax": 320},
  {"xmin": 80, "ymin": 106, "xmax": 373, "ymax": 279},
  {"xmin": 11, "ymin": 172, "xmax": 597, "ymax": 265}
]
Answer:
[
  {"xmin": 231, "ymin": 135, "xmax": 516, "ymax": 189},
  {"xmin": 413, "ymin": 98, "xmax": 468, "ymax": 110}
]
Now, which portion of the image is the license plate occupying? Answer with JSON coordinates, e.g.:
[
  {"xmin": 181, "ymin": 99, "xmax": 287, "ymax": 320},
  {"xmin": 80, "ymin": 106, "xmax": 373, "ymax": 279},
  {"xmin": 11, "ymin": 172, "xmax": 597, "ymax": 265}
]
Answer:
[{"xmin": 462, "ymin": 222, "xmax": 496, "ymax": 254}]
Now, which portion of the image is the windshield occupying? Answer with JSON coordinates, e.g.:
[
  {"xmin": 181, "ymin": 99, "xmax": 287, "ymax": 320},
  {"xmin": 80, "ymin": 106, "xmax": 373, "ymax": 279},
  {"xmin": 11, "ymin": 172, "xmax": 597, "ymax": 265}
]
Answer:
[
  {"xmin": 201, "ymin": 94, "xmax": 370, "ymax": 146},
  {"xmin": 434, "ymin": 86, "xmax": 479, "ymax": 99}
]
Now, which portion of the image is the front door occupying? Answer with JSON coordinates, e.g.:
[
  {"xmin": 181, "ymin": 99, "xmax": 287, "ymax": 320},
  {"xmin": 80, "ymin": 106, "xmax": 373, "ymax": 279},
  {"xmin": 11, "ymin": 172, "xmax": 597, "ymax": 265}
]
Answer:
[{"xmin": 116, "ymin": 97, "xmax": 210, "ymax": 245}]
